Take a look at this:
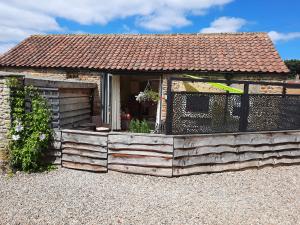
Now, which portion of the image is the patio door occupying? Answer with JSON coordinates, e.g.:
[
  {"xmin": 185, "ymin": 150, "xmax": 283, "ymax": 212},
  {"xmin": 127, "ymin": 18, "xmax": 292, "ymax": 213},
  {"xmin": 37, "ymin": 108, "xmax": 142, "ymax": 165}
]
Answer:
[
  {"xmin": 111, "ymin": 75, "xmax": 121, "ymax": 130},
  {"xmin": 102, "ymin": 74, "xmax": 121, "ymax": 130}
]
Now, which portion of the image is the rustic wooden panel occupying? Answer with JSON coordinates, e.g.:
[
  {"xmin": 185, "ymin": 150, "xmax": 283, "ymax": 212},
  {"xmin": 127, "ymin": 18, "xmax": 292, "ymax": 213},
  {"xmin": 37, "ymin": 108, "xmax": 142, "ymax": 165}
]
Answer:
[
  {"xmin": 174, "ymin": 143, "xmax": 300, "ymax": 157},
  {"xmin": 63, "ymin": 148, "xmax": 107, "ymax": 159},
  {"xmin": 60, "ymin": 97, "xmax": 90, "ymax": 105},
  {"xmin": 62, "ymin": 161, "xmax": 107, "ymax": 172},
  {"xmin": 60, "ymin": 109, "xmax": 91, "ymax": 120},
  {"xmin": 25, "ymin": 78, "xmax": 96, "ymax": 89},
  {"xmin": 60, "ymin": 102, "xmax": 91, "ymax": 112},
  {"xmin": 173, "ymin": 131, "xmax": 300, "ymax": 176},
  {"xmin": 108, "ymin": 149, "xmax": 172, "ymax": 157},
  {"xmin": 63, "ymin": 142, "xmax": 106, "ymax": 153},
  {"xmin": 173, "ymin": 157, "xmax": 300, "ymax": 176},
  {"xmin": 108, "ymin": 133, "xmax": 173, "ymax": 145},
  {"xmin": 59, "ymin": 88, "xmax": 92, "ymax": 98},
  {"xmin": 173, "ymin": 150, "xmax": 300, "ymax": 167},
  {"xmin": 108, "ymin": 133, "xmax": 173, "ymax": 176},
  {"xmin": 61, "ymin": 130, "xmax": 108, "ymax": 172},
  {"xmin": 60, "ymin": 114, "xmax": 91, "ymax": 126},
  {"xmin": 108, "ymin": 143, "xmax": 173, "ymax": 153},
  {"xmin": 108, "ymin": 154, "xmax": 172, "ymax": 167},
  {"xmin": 174, "ymin": 131, "xmax": 300, "ymax": 149},
  {"xmin": 108, "ymin": 164, "xmax": 172, "ymax": 177},
  {"xmin": 62, "ymin": 154, "xmax": 107, "ymax": 167},
  {"xmin": 62, "ymin": 131, "xmax": 107, "ymax": 146}
]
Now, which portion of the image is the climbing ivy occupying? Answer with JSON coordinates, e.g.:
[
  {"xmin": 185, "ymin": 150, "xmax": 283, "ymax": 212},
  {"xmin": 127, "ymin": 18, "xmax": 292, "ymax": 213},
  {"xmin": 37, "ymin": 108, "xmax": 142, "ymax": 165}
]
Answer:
[{"xmin": 7, "ymin": 78, "xmax": 53, "ymax": 172}]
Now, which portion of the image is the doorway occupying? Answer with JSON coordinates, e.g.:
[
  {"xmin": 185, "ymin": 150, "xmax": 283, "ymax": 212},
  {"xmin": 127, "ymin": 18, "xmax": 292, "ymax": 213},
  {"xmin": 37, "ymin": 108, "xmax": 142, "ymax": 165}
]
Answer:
[{"xmin": 120, "ymin": 75, "xmax": 161, "ymax": 131}]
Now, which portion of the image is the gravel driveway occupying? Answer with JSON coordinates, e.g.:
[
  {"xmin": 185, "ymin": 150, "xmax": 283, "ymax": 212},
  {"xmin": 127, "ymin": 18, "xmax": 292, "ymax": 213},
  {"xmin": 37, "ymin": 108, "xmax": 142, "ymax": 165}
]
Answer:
[{"xmin": 0, "ymin": 165, "xmax": 299, "ymax": 225}]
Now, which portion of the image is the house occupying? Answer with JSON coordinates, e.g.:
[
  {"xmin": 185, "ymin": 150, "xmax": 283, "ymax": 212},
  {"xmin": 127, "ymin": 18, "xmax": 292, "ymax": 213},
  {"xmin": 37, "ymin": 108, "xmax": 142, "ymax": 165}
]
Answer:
[{"xmin": 0, "ymin": 33, "xmax": 289, "ymax": 131}]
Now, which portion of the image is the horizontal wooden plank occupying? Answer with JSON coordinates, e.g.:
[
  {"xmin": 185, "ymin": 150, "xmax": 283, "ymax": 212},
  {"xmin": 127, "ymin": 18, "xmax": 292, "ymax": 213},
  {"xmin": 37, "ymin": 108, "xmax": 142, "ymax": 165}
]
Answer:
[
  {"xmin": 60, "ymin": 102, "xmax": 90, "ymax": 112},
  {"xmin": 108, "ymin": 149, "xmax": 172, "ymax": 158},
  {"xmin": 174, "ymin": 143, "xmax": 300, "ymax": 157},
  {"xmin": 25, "ymin": 78, "xmax": 96, "ymax": 89},
  {"xmin": 108, "ymin": 154, "xmax": 172, "ymax": 167},
  {"xmin": 108, "ymin": 164, "xmax": 172, "ymax": 177},
  {"xmin": 60, "ymin": 109, "xmax": 91, "ymax": 119},
  {"xmin": 62, "ymin": 132, "xmax": 107, "ymax": 146},
  {"xmin": 62, "ymin": 154, "xmax": 107, "ymax": 167},
  {"xmin": 62, "ymin": 161, "xmax": 107, "ymax": 172},
  {"xmin": 174, "ymin": 132, "xmax": 300, "ymax": 149},
  {"xmin": 173, "ymin": 157, "xmax": 300, "ymax": 176},
  {"xmin": 63, "ymin": 148, "xmax": 107, "ymax": 159},
  {"xmin": 108, "ymin": 143, "xmax": 173, "ymax": 153},
  {"xmin": 108, "ymin": 134, "xmax": 173, "ymax": 145},
  {"xmin": 63, "ymin": 142, "xmax": 107, "ymax": 153},
  {"xmin": 61, "ymin": 119, "xmax": 91, "ymax": 129},
  {"xmin": 60, "ymin": 97, "xmax": 90, "ymax": 105},
  {"xmin": 60, "ymin": 114, "xmax": 91, "ymax": 126},
  {"xmin": 62, "ymin": 129, "xmax": 108, "ymax": 136},
  {"xmin": 173, "ymin": 150, "xmax": 300, "ymax": 167}
]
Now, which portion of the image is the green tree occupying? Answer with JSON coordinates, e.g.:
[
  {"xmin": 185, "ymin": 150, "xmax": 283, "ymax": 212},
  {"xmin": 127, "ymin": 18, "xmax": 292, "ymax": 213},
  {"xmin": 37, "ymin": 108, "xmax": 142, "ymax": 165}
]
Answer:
[{"xmin": 285, "ymin": 59, "xmax": 300, "ymax": 77}]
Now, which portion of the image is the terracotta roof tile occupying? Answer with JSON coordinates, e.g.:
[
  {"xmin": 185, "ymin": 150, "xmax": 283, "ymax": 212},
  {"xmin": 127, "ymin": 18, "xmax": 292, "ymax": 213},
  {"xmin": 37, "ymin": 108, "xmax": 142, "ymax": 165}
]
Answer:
[{"xmin": 0, "ymin": 33, "xmax": 289, "ymax": 74}]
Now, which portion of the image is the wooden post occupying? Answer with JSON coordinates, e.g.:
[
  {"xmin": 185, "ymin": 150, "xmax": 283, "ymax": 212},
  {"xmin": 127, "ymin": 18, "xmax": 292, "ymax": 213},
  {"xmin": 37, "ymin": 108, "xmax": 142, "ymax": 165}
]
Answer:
[
  {"xmin": 239, "ymin": 83, "xmax": 249, "ymax": 132},
  {"xmin": 165, "ymin": 78, "xmax": 173, "ymax": 135}
]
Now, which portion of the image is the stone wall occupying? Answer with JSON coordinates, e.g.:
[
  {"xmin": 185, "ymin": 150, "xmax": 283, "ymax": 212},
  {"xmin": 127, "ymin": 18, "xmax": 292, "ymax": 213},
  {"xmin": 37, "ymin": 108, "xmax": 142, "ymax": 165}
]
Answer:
[
  {"xmin": 0, "ymin": 77, "xmax": 10, "ymax": 168},
  {"xmin": 0, "ymin": 73, "xmax": 24, "ymax": 170},
  {"xmin": 1, "ymin": 67, "xmax": 103, "ymax": 115}
]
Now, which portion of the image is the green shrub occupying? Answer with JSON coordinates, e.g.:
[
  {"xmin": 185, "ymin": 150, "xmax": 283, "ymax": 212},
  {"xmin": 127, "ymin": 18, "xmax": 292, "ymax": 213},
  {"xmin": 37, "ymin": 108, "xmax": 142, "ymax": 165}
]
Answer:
[
  {"xmin": 129, "ymin": 119, "xmax": 151, "ymax": 133},
  {"xmin": 7, "ymin": 78, "xmax": 53, "ymax": 172}
]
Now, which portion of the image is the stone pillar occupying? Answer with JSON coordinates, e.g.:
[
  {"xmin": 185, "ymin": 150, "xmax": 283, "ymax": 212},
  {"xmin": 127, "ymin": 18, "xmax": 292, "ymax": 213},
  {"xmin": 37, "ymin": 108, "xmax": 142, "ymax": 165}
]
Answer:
[
  {"xmin": 0, "ymin": 77, "xmax": 11, "ymax": 170},
  {"xmin": 0, "ymin": 73, "xmax": 24, "ymax": 171}
]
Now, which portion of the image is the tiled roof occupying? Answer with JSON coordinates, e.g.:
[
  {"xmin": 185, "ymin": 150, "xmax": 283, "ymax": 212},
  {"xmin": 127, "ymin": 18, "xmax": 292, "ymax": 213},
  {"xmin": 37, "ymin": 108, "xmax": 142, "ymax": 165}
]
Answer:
[{"xmin": 0, "ymin": 33, "xmax": 289, "ymax": 74}]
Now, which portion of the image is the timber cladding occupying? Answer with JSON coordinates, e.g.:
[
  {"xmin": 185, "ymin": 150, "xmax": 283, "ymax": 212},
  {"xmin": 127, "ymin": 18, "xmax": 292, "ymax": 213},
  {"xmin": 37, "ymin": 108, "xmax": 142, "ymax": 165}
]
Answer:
[
  {"xmin": 61, "ymin": 130, "xmax": 108, "ymax": 172},
  {"xmin": 173, "ymin": 131, "xmax": 300, "ymax": 176},
  {"xmin": 107, "ymin": 133, "xmax": 174, "ymax": 177},
  {"xmin": 25, "ymin": 77, "xmax": 97, "ymax": 129},
  {"xmin": 57, "ymin": 130, "xmax": 300, "ymax": 177}
]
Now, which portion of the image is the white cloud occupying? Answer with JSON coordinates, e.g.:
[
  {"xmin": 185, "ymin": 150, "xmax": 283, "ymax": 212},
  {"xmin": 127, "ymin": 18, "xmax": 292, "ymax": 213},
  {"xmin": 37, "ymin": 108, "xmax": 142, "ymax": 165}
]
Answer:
[
  {"xmin": 0, "ymin": 43, "xmax": 16, "ymax": 55},
  {"xmin": 200, "ymin": 16, "xmax": 246, "ymax": 33},
  {"xmin": 268, "ymin": 31, "xmax": 300, "ymax": 42},
  {"xmin": 0, "ymin": 0, "xmax": 234, "ymax": 53}
]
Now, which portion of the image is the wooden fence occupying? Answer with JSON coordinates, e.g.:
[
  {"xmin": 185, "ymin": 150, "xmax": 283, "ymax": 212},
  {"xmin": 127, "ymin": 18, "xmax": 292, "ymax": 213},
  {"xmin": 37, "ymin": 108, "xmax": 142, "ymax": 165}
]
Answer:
[
  {"xmin": 61, "ymin": 130, "xmax": 107, "ymax": 172},
  {"xmin": 52, "ymin": 130, "xmax": 300, "ymax": 177},
  {"xmin": 173, "ymin": 131, "xmax": 300, "ymax": 176},
  {"xmin": 108, "ymin": 133, "xmax": 173, "ymax": 177},
  {"xmin": 25, "ymin": 77, "xmax": 96, "ymax": 129}
]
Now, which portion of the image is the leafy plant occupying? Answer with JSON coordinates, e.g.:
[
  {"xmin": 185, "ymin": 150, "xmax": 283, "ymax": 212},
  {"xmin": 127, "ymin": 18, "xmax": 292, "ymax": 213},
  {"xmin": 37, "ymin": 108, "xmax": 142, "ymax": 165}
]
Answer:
[
  {"xmin": 135, "ymin": 90, "xmax": 159, "ymax": 103},
  {"xmin": 285, "ymin": 59, "xmax": 300, "ymax": 79},
  {"xmin": 129, "ymin": 119, "xmax": 151, "ymax": 133},
  {"xmin": 7, "ymin": 78, "xmax": 53, "ymax": 172}
]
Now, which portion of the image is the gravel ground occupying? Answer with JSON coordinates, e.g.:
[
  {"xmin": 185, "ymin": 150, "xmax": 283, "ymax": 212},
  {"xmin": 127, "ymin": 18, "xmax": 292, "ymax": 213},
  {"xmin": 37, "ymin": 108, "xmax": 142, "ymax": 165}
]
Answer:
[{"xmin": 0, "ymin": 166, "xmax": 299, "ymax": 225}]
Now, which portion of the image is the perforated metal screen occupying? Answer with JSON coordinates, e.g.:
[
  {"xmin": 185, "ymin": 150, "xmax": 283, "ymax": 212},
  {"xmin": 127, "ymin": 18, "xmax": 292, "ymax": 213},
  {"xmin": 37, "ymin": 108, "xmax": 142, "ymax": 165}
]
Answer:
[{"xmin": 166, "ymin": 78, "xmax": 300, "ymax": 135}]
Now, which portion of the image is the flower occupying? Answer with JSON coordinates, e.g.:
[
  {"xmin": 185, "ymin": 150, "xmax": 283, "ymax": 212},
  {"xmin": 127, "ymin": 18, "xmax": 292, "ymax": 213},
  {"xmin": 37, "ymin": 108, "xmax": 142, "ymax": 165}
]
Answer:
[
  {"xmin": 12, "ymin": 134, "xmax": 20, "ymax": 141},
  {"xmin": 39, "ymin": 134, "xmax": 46, "ymax": 141},
  {"xmin": 135, "ymin": 92, "xmax": 145, "ymax": 103},
  {"xmin": 15, "ymin": 121, "xmax": 23, "ymax": 132}
]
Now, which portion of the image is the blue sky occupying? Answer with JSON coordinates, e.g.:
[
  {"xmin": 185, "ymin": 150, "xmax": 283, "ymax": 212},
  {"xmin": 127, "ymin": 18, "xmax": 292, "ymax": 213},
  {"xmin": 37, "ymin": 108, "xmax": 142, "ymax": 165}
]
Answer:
[{"xmin": 0, "ymin": 0, "xmax": 299, "ymax": 59}]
